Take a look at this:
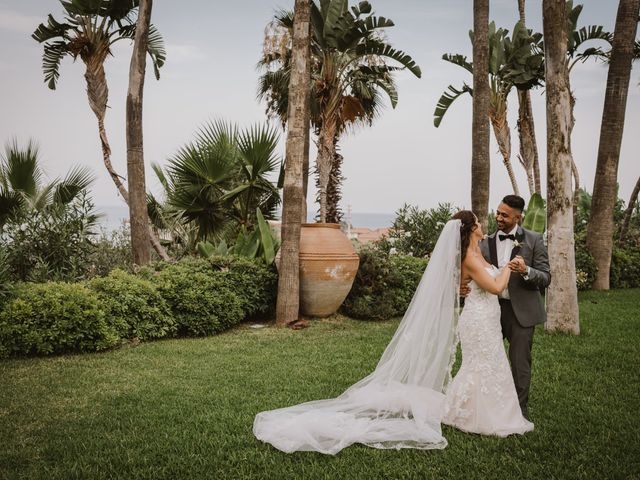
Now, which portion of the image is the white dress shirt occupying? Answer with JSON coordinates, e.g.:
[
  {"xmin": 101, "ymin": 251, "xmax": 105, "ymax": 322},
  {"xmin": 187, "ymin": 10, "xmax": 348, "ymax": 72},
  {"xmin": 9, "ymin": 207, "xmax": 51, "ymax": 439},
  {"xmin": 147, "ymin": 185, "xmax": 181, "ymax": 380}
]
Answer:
[{"xmin": 496, "ymin": 225, "xmax": 518, "ymax": 299}]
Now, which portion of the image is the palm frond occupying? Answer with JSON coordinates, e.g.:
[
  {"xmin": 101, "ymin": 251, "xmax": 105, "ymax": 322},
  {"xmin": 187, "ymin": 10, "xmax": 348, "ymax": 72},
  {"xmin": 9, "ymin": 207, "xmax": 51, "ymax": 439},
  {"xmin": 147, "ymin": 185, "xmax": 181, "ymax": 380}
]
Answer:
[
  {"xmin": 53, "ymin": 165, "xmax": 95, "ymax": 204},
  {"xmin": 433, "ymin": 84, "xmax": 473, "ymax": 127},
  {"xmin": 355, "ymin": 41, "xmax": 422, "ymax": 78},
  {"xmin": 442, "ymin": 53, "xmax": 473, "ymax": 74},
  {"xmin": 1, "ymin": 139, "xmax": 42, "ymax": 196}
]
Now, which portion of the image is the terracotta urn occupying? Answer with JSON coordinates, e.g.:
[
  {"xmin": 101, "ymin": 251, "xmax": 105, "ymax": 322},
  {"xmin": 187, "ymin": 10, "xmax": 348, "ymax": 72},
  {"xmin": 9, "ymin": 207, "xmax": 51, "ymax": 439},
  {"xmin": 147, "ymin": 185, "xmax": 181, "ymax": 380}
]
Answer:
[{"xmin": 297, "ymin": 223, "xmax": 359, "ymax": 317}]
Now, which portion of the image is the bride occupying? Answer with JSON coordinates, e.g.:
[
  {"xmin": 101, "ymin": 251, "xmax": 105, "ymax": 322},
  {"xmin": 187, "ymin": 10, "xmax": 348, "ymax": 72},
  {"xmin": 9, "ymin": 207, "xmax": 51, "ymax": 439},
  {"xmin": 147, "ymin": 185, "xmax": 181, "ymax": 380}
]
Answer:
[{"xmin": 253, "ymin": 211, "xmax": 533, "ymax": 455}]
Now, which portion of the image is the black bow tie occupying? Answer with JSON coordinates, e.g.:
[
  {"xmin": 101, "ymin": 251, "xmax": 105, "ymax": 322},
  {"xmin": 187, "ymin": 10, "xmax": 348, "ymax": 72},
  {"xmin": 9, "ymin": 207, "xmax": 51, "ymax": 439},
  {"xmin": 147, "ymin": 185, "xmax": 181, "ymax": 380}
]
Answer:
[{"xmin": 498, "ymin": 234, "xmax": 516, "ymax": 241}]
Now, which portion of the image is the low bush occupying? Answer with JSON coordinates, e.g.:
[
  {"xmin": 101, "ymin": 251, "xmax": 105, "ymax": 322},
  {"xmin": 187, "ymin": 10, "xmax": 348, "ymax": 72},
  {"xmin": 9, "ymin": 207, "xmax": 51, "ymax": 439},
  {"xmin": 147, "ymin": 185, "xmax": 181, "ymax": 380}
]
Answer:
[
  {"xmin": 0, "ymin": 282, "xmax": 118, "ymax": 358},
  {"xmin": 150, "ymin": 260, "xmax": 245, "ymax": 336},
  {"xmin": 610, "ymin": 246, "xmax": 640, "ymax": 289},
  {"xmin": 88, "ymin": 269, "xmax": 176, "ymax": 341},
  {"xmin": 342, "ymin": 247, "xmax": 428, "ymax": 321}
]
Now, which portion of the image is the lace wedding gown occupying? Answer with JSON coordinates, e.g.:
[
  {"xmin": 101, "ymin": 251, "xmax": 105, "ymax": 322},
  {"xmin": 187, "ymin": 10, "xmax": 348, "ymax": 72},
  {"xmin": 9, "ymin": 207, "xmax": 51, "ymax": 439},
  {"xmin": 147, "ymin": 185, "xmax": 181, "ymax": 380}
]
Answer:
[{"xmin": 442, "ymin": 265, "xmax": 534, "ymax": 436}]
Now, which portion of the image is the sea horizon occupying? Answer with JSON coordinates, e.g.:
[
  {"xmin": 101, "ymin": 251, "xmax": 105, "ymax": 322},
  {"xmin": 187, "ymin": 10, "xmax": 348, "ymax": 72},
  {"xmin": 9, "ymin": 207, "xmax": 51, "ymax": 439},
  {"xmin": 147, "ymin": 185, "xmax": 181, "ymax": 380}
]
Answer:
[{"xmin": 96, "ymin": 205, "xmax": 396, "ymax": 232}]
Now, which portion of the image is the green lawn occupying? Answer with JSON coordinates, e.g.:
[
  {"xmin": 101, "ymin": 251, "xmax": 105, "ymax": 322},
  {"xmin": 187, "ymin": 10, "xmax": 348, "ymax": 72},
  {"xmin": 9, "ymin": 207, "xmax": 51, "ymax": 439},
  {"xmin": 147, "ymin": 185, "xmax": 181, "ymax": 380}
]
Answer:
[{"xmin": 1, "ymin": 290, "xmax": 639, "ymax": 480}]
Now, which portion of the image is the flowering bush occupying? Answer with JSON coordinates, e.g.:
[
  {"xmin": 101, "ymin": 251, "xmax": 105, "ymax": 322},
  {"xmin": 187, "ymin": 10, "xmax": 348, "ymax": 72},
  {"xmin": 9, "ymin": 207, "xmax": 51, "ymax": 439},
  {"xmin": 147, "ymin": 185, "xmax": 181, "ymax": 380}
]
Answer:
[{"xmin": 375, "ymin": 203, "xmax": 457, "ymax": 258}]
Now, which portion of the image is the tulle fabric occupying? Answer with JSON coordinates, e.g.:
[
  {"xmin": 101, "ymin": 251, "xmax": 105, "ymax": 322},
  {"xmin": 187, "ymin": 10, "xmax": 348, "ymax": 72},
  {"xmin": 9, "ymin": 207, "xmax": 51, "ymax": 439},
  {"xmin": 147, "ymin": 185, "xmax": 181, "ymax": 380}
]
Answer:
[{"xmin": 253, "ymin": 220, "xmax": 462, "ymax": 454}]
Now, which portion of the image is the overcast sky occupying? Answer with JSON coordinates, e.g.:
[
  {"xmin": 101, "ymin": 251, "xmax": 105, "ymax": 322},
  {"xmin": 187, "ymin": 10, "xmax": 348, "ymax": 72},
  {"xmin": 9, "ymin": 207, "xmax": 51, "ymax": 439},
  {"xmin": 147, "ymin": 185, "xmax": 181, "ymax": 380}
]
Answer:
[{"xmin": 0, "ymin": 0, "xmax": 637, "ymax": 217}]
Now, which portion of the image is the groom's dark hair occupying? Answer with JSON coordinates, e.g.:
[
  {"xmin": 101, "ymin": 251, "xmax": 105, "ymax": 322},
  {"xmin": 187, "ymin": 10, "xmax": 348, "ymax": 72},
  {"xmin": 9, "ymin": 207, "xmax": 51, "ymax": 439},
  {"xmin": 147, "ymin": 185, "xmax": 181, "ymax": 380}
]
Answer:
[{"xmin": 502, "ymin": 195, "xmax": 525, "ymax": 212}]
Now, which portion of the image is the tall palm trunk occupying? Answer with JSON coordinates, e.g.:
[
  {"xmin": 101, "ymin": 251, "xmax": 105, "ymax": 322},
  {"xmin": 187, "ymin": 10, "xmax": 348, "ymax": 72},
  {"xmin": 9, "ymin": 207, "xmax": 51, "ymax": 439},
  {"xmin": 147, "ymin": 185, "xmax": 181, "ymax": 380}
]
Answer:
[
  {"xmin": 325, "ymin": 137, "xmax": 344, "ymax": 224},
  {"xmin": 516, "ymin": 90, "xmax": 539, "ymax": 195},
  {"xmin": 587, "ymin": 0, "xmax": 640, "ymax": 289},
  {"xmin": 276, "ymin": 0, "xmax": 312, "ymax": 327},
  {"xmin": 568, "ymin": 92, "xmax": 580, "ymax": 223},
  {"xmin": 489, "ymin": 94, "xmax": 520, "ymax": 196},
  {"xmin": 516, "ymin": 0, "xmax": 541, "ymax": 195},
  {"xmin": 472, "ymin": 0, "xmax": 491, "ymax": 230},
  {"xmin": 83, "ymin": 48, "xmax": 169, "ymax": 261},
  {"xmin": 543, "ymin": 0, "xmax": 580, "ymax": 334},
  {"xmin": 619, "ymin": 175, "xmax": 640, "ymax": 244},
  {"xmin": 315, "ymin": 116, "xmax": 338, "ymax": 223},
  {"xmin": 126, "ymin": 0, "xmax": 152, "ymax": 266}
]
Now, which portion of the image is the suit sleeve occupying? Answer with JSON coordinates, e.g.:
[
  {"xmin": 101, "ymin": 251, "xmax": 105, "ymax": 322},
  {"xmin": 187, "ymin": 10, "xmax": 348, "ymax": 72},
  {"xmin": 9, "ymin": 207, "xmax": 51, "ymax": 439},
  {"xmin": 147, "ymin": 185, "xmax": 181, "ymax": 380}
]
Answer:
[{"xmin": 523, "ymin": 233, "xmax": 551, "ymax": 289}]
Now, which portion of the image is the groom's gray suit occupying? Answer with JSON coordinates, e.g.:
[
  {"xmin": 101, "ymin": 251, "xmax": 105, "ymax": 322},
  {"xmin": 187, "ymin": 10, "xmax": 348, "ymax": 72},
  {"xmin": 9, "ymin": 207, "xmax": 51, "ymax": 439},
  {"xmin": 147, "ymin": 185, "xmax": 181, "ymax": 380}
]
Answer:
[{"xmin": 480, "ymin": 225, "xmax": 551, "ymax": 418}]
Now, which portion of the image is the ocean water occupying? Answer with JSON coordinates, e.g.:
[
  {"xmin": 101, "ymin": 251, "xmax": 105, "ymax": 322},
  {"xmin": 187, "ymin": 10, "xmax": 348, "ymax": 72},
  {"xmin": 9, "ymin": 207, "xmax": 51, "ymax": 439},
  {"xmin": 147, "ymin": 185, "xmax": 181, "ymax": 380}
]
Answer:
[{"xmin": 96, "ymin": 205, "xmax": 395, "ymax": 231}]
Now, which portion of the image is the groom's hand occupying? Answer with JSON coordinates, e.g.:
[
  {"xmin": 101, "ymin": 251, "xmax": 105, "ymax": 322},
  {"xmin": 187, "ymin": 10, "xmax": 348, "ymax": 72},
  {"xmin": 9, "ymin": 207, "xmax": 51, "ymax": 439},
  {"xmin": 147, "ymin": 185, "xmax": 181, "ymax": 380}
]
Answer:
[{"xmin": 508, "ymin": 256, "xmax": 528, "ymax": 274}]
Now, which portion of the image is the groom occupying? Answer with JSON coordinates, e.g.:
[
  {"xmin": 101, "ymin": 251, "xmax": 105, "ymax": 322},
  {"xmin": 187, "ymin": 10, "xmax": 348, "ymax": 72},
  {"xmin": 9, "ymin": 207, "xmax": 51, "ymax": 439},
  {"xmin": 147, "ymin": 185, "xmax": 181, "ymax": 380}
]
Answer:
[{"xmin": 464, "ymin": 195, "xmax": 551, "ymax": 420}]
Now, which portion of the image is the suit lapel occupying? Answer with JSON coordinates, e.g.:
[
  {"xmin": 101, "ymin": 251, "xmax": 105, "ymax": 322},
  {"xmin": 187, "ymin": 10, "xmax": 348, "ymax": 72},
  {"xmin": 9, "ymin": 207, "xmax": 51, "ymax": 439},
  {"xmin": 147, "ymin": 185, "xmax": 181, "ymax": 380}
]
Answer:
[{"xmin": 489, "ymin": 233, "xmax": 499, "ymax": 268}]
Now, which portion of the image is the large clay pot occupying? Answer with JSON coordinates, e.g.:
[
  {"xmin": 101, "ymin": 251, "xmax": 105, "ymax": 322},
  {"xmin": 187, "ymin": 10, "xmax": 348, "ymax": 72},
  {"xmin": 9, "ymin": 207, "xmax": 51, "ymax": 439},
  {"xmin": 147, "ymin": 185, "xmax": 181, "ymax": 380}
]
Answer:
[{"xmin": 298, "ymin": 223, "xmax": 359, "ymax": 317}]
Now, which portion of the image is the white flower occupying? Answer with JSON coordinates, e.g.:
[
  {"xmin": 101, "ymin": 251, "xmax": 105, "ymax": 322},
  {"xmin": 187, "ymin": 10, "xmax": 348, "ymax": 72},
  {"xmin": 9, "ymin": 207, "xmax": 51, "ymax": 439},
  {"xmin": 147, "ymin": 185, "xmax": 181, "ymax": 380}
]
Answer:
[
  {"xmin": 405, "ymin": 231, "xmax": 412, "ymax": 238},
  {"xmin": 389, "ymin": 247, "xmax": 397, "ymax": 255},
  {"xmin": 513, "ymin": 239, "xmax": 521, "ymax": 249},
  {"xmin": 19, "ymin": 223, "xmax": 28, "ymax": 231}
]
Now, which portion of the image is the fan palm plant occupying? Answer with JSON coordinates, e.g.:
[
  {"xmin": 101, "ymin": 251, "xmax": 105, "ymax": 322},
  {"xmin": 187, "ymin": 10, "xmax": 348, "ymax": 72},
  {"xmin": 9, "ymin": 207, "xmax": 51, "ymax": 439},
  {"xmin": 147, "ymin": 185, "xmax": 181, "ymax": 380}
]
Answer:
[
  {"xmin": 258, "ymin": 0, "xmax": 421, "ymax": 223},
  {"xmin": 0, "ymin": 139, "xmax": 95, "ymax": 227},
  {"xmin": 32, "ymin": 0, "xmax": 168, "ymax": 259},
  {"xmin": 149, "ymin": 120, "xmax": 282, "ymax": 245}
]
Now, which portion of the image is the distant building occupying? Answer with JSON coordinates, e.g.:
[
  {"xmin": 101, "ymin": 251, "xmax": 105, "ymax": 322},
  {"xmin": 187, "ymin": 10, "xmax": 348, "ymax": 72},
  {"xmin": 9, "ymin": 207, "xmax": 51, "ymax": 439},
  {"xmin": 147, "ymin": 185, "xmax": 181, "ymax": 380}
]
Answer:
[{"xmin": 347, "ymin": 227, "xmax": 390, "ymax": 244}]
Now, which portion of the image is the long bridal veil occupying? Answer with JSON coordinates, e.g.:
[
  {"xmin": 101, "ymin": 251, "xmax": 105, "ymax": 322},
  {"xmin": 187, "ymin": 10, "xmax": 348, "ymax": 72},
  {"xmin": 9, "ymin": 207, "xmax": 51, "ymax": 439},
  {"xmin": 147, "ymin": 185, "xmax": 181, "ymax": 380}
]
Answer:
[{"xmin": 253, "ymin": 219, "xmax": 462, "ymax": 454}]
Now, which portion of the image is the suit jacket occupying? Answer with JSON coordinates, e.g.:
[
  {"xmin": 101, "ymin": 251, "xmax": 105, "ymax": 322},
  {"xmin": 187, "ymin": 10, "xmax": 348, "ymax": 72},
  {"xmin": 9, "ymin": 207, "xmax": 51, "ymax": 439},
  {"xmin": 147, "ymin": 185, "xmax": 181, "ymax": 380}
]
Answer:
[{"xmin": 480, "ymin": 226, "xmax": 551, "ymax": 327}]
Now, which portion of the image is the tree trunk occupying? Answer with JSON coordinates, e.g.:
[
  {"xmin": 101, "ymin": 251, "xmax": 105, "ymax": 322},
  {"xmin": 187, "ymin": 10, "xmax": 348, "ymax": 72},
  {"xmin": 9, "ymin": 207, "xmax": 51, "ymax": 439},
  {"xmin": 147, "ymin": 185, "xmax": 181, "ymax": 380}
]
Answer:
[
  {"xmin": 586, "ymin": 0, "xmax": 640, "ymax": 290},
  {"xmin": 490, "ymin": 107, "xmax": 521, "ymax": 196},
  {"xmin": 325, "ymin": 137, "xmax": 344, "ymax": 224},
  {"xmin": 126, "ymin": 0, "xmax": 152, "ymax": 266},
  {"xmin": 516, "ymin": 0, "xmax": 541, "ymax": 196},
  {"xmin": 619, "ymin": 175, "xmax": 640, "ymax": 244},
  {"xmin": 315, "ymin": 118, "xmax": 337, "ymax": 223},
  {"xmin": 568, "ymin": 92, "xmax": 580, "ymax": 223},
  {"xmin": 472, "ymin": 0, "xmax": 491, "ymax": 230},
  {"xmin": 543, "ymin": 0, "xmax": 580, "ymax": 334},
  {"xmin": 84, "ymin": 55, "xmax": 169, "ymax": 262},
  {"xmin": 276, "ymin": 0, "xmax": 311, "ymax": 327}
]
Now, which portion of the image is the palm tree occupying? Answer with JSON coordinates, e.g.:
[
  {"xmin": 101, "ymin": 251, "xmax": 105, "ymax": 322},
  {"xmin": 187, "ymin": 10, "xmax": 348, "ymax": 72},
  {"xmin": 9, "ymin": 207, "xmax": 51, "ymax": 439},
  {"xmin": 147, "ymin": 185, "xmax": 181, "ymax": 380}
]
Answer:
[
  {"xmin": 562, "ymin": 1, "xmax": 614, "ymax": 218},
  {"xmin": 619, "ymin": 176, "xmax": 640, "ymax": 244},
  {"xmin": 472, "ymin": 0, "xmax": 490, "ymax": 230},
  {"xmin": 150, "ymin": 120, "xmax": 281, "ymax": 243},
  {"xmin": 435, "ymin": 21, "xmax": 544, "ymax": 197},
  {"xmin": 586, "ymin": 0, "xmax": 640, "ymax": 290},
  {"xmin": 543, "ymin": 0, "xmax": 580, "ymax": 334},
  {"xmin": 515, "ymin": 0, "xmax": 543, "ymax": 195},
  {"xmin": 0, "ymin": 139, "xmax": 94, "ymax": 227},
  {"xmin": 259, "ymin": 0, "xmax": 421, "ymax": 223},
  {"xmin": 276, "ymin": 0, "xmax": 312, "ymax": 327},
  {"xmin": 126, "ymin": 0, "xmax": 153, "ymax": 266},
  {"xmin": 32, "ymin": 0, "xmax": 169, "ymax": 261}
]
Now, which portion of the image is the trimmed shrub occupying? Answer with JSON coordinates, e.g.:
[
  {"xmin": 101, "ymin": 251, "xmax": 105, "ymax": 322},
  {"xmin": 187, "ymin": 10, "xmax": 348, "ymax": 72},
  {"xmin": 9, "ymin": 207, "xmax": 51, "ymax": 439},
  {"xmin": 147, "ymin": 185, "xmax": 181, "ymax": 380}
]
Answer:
[
  {"xmin": 151, "ymin": 260, "xmax": 245, "ymax": 336},
  {"xmin": 342, "ymin": 247, "xmax": 428, "ymax": 321},
  {"xmin": 88, "ymin": 269, "xmax": 176, "ymax": 341},
  {"xmin": 611, "ymin": 247, "xmax": 640, "ymax": 289},
  {"xmin": 0, "ymin": 282, "xmax": 118, "ymax": 358}
]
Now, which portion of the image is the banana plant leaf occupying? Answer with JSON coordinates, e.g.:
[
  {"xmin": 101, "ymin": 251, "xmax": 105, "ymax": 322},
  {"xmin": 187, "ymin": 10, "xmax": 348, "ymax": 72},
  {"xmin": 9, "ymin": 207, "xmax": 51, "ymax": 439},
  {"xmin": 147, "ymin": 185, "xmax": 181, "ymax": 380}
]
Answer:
[
  {"xmin": 256, "ymin": 208, "xmax": 275, "ymax": 265},
  {"xmin": 523, "ymin": 193, "xmax": 546, "ymax": 233}
]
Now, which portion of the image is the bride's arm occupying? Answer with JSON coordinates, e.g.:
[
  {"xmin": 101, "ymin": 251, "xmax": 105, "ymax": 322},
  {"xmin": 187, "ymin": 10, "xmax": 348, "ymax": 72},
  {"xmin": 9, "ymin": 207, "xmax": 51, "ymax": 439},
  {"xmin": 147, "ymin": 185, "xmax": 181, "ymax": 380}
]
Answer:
[{"xmin": 465, "ymin": 256, "xmax": 511, "ymax": 295}]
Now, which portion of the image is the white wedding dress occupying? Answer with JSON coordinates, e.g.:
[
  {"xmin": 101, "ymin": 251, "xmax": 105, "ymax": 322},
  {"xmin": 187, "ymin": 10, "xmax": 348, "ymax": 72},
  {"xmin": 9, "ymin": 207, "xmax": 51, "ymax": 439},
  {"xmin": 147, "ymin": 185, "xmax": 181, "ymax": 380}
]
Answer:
[
  {"xmin": 442, "ymin": 265, "xmax": 533, "ymax": 436},
  {"xmin": 254, "ymin": 220, "xmax": 531, "ymax": 455}
]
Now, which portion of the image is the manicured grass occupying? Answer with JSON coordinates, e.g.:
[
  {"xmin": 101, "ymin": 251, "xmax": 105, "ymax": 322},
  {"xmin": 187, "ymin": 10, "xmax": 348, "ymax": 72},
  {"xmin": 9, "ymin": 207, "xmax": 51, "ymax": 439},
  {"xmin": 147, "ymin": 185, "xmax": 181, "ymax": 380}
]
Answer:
[{"xmin": 1, "ymin": 290, "xmax": 639, "ymax": 479}]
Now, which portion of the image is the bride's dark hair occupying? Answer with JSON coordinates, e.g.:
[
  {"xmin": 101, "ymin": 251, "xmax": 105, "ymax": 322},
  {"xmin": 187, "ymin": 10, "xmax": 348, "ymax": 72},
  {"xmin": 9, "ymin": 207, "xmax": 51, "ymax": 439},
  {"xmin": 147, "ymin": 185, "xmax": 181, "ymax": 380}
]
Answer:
[{"xmin": 452, "ymin": 210, "xmax": 478, "ymax": 262}]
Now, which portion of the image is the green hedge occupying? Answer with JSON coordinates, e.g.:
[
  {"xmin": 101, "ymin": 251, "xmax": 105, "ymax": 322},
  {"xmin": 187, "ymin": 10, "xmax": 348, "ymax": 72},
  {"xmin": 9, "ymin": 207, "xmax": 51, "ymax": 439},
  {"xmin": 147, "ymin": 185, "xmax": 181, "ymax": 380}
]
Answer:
[
  {"xmin": 341, "ymin": 247, "xmax": 428, "ymax": 321},
  {"xmin": 0, "ymin": 282, "xmax": 118, "ymax": 358},
  {"xmin": 88, "ymin": 269, "xmax": 176, "ymax": 341},
  {"xmin": 611, "ymin": 247, "xmax": 640, "ymax": 289},
  {"xmin": 0, "ymin": 256, "xmax": 277, "ymax": 358}
]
